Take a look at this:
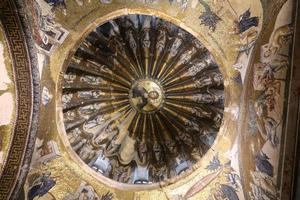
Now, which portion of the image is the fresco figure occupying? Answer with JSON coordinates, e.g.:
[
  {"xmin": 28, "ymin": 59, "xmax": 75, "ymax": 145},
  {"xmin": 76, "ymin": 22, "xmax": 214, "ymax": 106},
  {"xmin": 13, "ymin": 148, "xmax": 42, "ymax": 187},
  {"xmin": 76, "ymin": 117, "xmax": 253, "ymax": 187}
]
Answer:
[
  {"xmin": 210, "ymin": 183, "xmax": 239, "ymax": 200},
  {"xmin": 27, "ymin": 173, "xmax": 56, "ymax": 200},
  {"xmin": 254, "ymin": 151, "xmax": 274, "ymax": 177},
  {"xmin": 198, "ymin": 0, "xmax": 221, "ymax": 31},
  {"xmin": 44, "ymin": 0, "xmax": 67, "ymax": 15},
  {"xmin": 237, "ymin": 9, "xmax": 259, "ymax": 34}
]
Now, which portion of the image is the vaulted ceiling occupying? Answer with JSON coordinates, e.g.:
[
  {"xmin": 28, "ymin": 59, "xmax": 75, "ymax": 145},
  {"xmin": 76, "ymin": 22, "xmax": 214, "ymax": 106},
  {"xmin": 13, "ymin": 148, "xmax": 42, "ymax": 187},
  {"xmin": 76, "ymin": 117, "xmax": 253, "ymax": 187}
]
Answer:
[{"xmin": 0, "ymin": 0, "xmax": 298, "ymax": 199}]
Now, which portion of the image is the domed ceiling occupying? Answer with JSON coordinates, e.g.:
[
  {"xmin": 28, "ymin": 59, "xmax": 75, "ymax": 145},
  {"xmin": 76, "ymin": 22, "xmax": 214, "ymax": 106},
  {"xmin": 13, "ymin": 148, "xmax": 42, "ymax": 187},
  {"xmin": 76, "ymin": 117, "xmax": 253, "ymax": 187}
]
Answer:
[
  {"xmin": 0, "ymin": 0, "xmax": 298, "ymax": 199},
  {"xmin": 62, "ymin": 14, "xmax": 224, "ymax": 184}
]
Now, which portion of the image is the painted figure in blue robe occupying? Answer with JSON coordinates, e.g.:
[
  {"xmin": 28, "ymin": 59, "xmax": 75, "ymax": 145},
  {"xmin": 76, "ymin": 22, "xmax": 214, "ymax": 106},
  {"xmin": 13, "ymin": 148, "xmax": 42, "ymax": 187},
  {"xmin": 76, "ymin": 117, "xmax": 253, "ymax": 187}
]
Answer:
[
  {"xmin": 44, "ymin": 0, "xmax": 65, "ymax": 6},
  {"xmin": 238, "ymin": 9, "xmax": 259, "ymax": 33},
  {"xmin": 211, "ymin": 183, "xmax": 239, "ymax": 200},
  {"xmin": 220, "ymin": 184, "xmax": 239, "ymax": 200},
  {"xmin": 44, "ymin": 0, "xmax": 67, "ymax": 14},
  {"xmin": 255, "ymin": 151, "xmax": 274, "ymax": 177},
  {"xmin": 27, "ymin": 173, "xmax": 56, "ymax": 200},
  {"xmin": 206, "ymin": 153, "xmax": 221, "ymax": 171},
  {"xmin": 198, "ymin": 0, "xmax": 221, "ymax": 32}
]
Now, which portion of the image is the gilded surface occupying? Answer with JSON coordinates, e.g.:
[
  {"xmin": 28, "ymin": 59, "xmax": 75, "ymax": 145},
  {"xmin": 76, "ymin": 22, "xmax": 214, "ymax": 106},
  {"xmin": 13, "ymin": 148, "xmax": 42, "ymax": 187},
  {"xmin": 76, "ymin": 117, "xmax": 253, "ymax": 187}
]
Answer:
[
  {"xmin": 0, "ymin": 0, "xmax": 40, "ymax": 199},
  {"xmin": 16, "ymin": 0, "xmax": 296, "ymax": 199}
]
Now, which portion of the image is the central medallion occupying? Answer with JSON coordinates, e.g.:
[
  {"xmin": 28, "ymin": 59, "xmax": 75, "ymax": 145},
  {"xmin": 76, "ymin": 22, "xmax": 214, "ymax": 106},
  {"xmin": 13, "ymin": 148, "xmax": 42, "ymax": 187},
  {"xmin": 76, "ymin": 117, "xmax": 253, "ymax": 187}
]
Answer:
[{"xmin": 129, "ymin": 79, "xmax": 164, "ymax": 113}]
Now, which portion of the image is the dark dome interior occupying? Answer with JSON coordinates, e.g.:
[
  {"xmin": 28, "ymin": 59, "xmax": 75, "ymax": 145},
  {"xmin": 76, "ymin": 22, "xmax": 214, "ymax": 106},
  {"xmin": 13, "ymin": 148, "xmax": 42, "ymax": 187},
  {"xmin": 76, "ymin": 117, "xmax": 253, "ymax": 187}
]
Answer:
[{"xmin": 62, "ymin": 14, "xmax": 224, "ymax": 184}]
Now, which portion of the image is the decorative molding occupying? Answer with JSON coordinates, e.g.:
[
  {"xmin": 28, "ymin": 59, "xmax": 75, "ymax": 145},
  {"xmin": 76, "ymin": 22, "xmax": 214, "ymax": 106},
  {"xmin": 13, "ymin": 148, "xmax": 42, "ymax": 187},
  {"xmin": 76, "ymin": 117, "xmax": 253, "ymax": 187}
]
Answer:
[{"xmin": 0, "ymin": 0, "xmax": 40, "ymax": 199}]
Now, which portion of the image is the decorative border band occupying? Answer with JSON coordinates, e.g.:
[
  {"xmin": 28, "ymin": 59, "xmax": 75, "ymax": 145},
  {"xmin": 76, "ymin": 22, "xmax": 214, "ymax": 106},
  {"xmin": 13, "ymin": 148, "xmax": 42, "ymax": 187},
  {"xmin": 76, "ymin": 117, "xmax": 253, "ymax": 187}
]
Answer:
[{"xmin": 0, "ymin": 0, "xmax": 40, "ymax": 199}]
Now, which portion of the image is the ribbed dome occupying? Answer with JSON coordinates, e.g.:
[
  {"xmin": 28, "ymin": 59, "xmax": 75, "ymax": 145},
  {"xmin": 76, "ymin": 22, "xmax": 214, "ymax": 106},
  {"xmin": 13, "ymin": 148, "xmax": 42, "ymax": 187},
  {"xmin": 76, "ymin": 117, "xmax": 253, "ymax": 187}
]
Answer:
[{"xmin": 61, "ymin": 14, "xmax": 224, "ymax": 184}]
